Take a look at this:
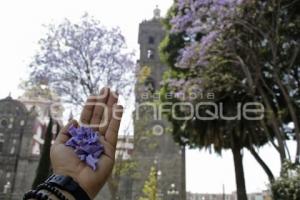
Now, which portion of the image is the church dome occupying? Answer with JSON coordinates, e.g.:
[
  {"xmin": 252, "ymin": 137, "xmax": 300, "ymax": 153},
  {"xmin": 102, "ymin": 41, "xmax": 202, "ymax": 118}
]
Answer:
[{"xmin": 0, "ymin": 96, "xmax": 28, "ymax": 117}]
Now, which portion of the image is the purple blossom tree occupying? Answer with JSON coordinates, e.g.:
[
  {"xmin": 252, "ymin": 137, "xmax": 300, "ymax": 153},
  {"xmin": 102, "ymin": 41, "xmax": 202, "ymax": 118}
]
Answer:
[
  {"xmin": 161, "ymin": 0, "xmax": 300, "ymax": 199},
  {"xmin": 28, "ymin": 14, "xmax": 135, "ymax": 105}
]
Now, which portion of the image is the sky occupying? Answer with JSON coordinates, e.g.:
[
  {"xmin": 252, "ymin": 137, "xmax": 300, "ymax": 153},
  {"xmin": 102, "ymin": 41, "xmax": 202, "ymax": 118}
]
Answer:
[{"xmin": 0, "ymin": 0, "xmax": 293, "ymax": 194}]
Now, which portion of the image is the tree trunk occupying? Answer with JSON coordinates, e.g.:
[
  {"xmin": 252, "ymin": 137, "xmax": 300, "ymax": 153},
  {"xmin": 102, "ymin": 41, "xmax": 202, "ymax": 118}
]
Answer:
[
  {"xmin": 231, "ymin": 142, "xmax": 248, "ymax": 200},
  {"xmin": 257, "ymin": 84, "xmax": 287, "ymax": 163},
  {"xmin": 274, "ymin": 73, "xmax": 300, "ymax": 163},
  {"xmin": 247, "ymin": 146, "xmax": 275, "ymax": 183}
]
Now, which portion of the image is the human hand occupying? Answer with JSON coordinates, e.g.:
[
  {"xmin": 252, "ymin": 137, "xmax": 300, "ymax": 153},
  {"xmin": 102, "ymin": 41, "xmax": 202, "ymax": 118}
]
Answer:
[{"xmin": 50, "ymin": 87, "xmax": 123, "ymax": 199}]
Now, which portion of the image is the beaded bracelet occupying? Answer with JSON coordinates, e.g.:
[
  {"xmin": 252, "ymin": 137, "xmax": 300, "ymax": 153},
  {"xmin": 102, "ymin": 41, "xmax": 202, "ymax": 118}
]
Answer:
[
  {"xmin": 23, "ymin": 189, "xmax": 51, "ymax": 200},
  {"xmin": 36, "ymin": 183, "xmax": 68, "ymax": 200},
  {"xmin": 23, "ymin": 182, "xmax": 69, "ymax": 200}
]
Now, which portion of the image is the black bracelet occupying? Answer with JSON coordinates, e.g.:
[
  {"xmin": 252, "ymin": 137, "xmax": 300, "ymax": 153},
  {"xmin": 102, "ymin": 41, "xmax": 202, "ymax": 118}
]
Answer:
[
  {"xmin": 45, "ymin": 174, "xmax": 90, "ymax": 200},
  {"xmin": 36, "ymin": 183, "xmax": 68, "ymax": 200},
  {"xmin": 23, "ymin": 182, "xmax": 68, "ymax": 200},
  {"xmin": 23, "ymin": 189, "xmax": 51, "ymax": 200}
]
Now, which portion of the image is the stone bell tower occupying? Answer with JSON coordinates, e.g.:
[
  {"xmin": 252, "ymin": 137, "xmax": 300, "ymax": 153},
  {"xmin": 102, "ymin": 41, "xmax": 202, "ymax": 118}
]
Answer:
[
  {"xmin": 136, "ymin": 5, "xmax": 166, "ymax": 97},
  {"xmin": 133, "ymin": 6, "xmax": 186, "ymax": 200}
]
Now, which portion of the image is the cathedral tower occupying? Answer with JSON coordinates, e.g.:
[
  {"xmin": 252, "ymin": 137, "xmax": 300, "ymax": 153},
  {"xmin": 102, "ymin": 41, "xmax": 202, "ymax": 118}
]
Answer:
[{"xmin": 133, "ymin": 6, "xmax": 186, "ymax": 200}]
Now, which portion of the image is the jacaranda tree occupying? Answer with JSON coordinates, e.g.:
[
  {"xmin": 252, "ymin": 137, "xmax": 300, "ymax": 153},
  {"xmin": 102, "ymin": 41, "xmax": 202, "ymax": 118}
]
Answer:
[
  {"xmin": 27, "ymin": 14, "xmax": 135, "ymax": 105},
  {"xmin": 160, "ymin": 0, "xmax": 300, "ymax": 199}
]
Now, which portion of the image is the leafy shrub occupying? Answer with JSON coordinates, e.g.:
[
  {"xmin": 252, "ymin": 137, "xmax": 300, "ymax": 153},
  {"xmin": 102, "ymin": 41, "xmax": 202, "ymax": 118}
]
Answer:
[{"xmin": 271, "ymin": 161, "xmax": 300, "ymax": 200}]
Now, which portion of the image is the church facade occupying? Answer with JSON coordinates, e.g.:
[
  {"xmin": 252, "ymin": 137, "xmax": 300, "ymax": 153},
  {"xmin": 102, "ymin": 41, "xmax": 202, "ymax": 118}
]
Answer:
[{"xmin": 0, "ymin": 96, "xmax": 39, "ymax": 200}]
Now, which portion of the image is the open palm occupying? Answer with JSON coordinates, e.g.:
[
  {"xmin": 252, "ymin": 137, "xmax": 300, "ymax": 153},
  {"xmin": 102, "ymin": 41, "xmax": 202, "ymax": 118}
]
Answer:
[{"xmin": 50, "ymin": 88, "xmax": 123, "ymax": 199}]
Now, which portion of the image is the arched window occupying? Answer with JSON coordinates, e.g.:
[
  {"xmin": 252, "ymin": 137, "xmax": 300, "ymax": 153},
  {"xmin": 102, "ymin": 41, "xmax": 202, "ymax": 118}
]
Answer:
[
  {"xmin": 148, "ymin": 36, "xmax": 155, "ymax": 44},
  {"xmin": 147, "ymin": 49, "xmax": 155, "ymax": 59},
  {"xmin": 0, "ymin": 118, "xmax": 8, "ymax": 128}
]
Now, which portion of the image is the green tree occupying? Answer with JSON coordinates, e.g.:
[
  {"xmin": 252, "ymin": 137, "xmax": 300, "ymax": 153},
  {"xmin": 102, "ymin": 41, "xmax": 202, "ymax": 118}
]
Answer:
[
  {"xmin": 32, "ymin": 116, "xmax": 54, "ymax": 188},
  {"xmin": 138, "ymin": 166, "xmax": 158, "ymax": 200}
]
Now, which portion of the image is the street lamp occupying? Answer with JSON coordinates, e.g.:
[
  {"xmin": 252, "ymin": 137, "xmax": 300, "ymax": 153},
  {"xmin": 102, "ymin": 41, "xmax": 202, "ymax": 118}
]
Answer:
[{"xmin": 157, "ymin": 170, "xmax": 162, "ymax": 179}]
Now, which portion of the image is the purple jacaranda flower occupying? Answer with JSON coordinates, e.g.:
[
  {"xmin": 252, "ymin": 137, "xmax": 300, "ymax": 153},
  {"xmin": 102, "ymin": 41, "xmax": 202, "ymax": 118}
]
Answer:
[
  {"xmin": 171, "ymin": 12, "xmax": 194, "ymax": 33},
  {"xmin": 65, "ymin": 125, "xmax": 104, "ymax": 171}
]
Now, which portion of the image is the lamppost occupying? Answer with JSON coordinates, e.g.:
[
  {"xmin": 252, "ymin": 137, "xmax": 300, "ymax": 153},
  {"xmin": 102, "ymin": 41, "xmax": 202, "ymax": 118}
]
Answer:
[{"xmin": 167, "ymin": 183, "xmax": 179, "ymax": 200}]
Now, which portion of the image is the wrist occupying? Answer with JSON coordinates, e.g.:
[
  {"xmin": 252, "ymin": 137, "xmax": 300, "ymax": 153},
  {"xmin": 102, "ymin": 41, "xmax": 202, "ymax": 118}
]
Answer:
[
  {"xmin": 45, "ymin": 174, "xmax": 91, "ymax": 200},
  {"xmin": 53, "ymin": 169, "xmax": 94, "ymax": 199},
  {"xmin": 32, "ymin": 189, "xmax": 75, "ymax": 200}
]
